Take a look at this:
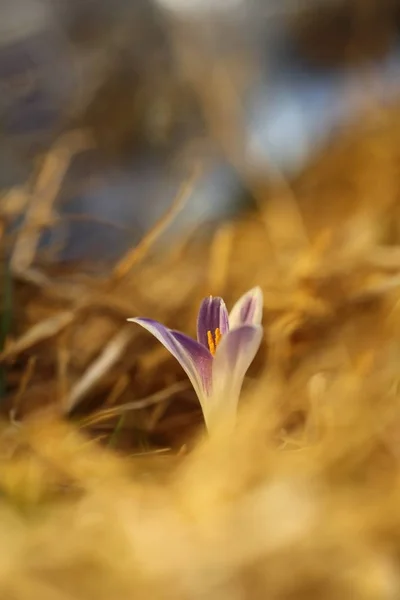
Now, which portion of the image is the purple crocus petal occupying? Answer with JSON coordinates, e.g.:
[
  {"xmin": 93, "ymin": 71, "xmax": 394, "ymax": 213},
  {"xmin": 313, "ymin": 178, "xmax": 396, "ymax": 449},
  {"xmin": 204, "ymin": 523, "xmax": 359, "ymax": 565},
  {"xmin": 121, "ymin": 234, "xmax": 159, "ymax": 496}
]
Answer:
[
  {"xmin": 197, "ymin": 296, "xmax": 229, "ymax": 349},
  {"xmin": 228, "ymin": 287, "xmax": 263, "ymax": 329},
  {"xmin": 206, "ymin": 324, "xmax": 263, "ymax": 431},
  {"xmin": 128, "ymin": 318, "xmax": 213, "ymax": 403}
]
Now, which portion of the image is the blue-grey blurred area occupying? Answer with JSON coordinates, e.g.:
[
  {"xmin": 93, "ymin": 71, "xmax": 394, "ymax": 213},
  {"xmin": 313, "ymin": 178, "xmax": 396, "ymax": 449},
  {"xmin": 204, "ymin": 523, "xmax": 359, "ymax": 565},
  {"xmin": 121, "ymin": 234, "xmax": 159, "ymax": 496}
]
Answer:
[{"xmin": 2, "ymin": 0, "xmax": 400, "ymax": 262}]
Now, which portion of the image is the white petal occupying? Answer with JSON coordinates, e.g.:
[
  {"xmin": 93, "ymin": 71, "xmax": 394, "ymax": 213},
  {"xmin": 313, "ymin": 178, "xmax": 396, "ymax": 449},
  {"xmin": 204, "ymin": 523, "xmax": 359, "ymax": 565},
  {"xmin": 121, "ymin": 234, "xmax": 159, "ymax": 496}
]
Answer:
[
  {"xmin": 229, "ymin": 286, "xmax": 264, "ymax": 329},
  {"xmin": 204, "ymin": 324, "xmax": 263, "ymax": 432}
]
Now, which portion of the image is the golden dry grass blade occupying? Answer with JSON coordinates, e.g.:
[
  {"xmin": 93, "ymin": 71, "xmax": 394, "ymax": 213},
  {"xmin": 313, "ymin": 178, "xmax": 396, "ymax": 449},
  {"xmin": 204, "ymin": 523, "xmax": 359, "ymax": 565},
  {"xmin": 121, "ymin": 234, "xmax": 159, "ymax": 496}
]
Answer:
[
  {"xmin": 111, "ymin": 164, "xmax": 202, "ymax": 281},
  {"xmin": 80, "ymin": 380, "xmax": 190, "ymax": 429},
  {"xmin": 11, "ymin": 131, "xmax": 91, "ymax": 274},
  {"xmin": 103, "ymin": 373, "xmax": 130, "ymax": 408},
  {"xmin": 64, "ymin": 328, "xmax": 135, "ymax": 414},
  {"xmin": 0, "ymin": 311, "xmax": 75, "ymax": 362},
  {"xmin": 207, "ymin": 223, "xmax": 235, "ymax": 294},
  {"xmin": 0, "ymin": 185, "xmax": 30, "ymax": 218},
  {"xmin": 12, "ymin": 355, "xmax": 37, "ymax": 419}
]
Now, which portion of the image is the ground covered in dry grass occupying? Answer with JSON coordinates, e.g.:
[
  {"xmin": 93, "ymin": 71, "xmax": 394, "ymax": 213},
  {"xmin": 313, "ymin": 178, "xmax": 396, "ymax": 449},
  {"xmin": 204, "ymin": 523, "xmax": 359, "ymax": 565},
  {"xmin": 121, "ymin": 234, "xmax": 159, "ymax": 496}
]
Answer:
[{"xmin": 1, "ymin": 100, "xmax": 400, "ymax": 598}]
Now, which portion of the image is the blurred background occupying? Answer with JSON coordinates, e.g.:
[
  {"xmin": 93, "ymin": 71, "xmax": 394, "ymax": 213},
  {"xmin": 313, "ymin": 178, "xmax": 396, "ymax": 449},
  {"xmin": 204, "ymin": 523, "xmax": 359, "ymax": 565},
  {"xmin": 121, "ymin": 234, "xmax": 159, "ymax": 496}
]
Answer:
[
  {"xmin": 4, "ymin": 7, "xmax": 400, "ymax": 598},
  {"xmin": 5, "ymin": 0, "xmax": 400, "ymax": 445},
  {"xmin": 3, "ymin": 0, "xmax": 400, "ymax": 264}
]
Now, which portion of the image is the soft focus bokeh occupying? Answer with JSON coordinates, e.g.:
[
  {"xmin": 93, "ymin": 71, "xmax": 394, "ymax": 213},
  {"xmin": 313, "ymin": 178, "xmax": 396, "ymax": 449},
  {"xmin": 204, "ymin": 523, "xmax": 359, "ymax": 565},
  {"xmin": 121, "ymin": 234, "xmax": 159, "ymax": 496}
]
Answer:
[{"xmin": 3, "ymin": 1, "xmax": 400, "ymax": 598}]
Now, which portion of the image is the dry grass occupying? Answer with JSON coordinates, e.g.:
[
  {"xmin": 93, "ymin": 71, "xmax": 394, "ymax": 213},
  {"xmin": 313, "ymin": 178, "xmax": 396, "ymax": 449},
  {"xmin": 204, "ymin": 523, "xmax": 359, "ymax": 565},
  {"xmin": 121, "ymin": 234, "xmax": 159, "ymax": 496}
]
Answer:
[{"xmin": 2, "ymin": 70, "xmax": 400, "ymax": 597}]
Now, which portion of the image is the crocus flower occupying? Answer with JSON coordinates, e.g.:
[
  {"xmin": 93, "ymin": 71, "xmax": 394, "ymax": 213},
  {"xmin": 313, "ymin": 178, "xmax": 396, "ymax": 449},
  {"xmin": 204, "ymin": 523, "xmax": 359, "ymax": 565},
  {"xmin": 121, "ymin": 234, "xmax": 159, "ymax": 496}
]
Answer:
[{"xmin": 127, "ymin": 287, "xmax": 263, "ymax": 432}]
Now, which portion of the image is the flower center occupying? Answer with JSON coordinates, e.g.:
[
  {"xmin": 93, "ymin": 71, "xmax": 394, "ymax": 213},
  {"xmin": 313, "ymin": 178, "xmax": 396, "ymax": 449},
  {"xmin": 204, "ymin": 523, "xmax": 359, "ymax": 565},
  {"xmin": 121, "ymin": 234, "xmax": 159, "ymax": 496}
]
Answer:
[{"xmin": 207, "ymin": 328, "xmax": 222, "ymax": 356}]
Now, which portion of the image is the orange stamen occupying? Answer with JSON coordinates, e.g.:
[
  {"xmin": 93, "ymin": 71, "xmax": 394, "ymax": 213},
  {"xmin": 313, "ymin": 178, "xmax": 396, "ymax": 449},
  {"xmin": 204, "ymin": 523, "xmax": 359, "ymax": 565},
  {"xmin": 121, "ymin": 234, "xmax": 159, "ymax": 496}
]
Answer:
[
  {"xmin": 207, "ymin": 328, "xmax": 222, "ymax": 356},
  {"xmin": 207, "ymin": 331, "xmax": 215, "ymax": 355}
]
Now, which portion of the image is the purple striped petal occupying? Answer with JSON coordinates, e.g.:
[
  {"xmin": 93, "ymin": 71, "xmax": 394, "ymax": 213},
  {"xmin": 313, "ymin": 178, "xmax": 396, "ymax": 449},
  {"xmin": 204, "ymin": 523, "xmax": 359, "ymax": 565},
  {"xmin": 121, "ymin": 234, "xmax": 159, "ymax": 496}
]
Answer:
[
  {"xmin": 206, "ymin": 324, "xmax": 263, "ymax": 431},
  {"xmin": 197, "ymin": 296, "xmax": 229, "ymax": 350},
  {"xmin": 128, "ymin": 318, "xmax": 213, "ymax": 402},
  {"xmin": 229, "ymin": 287, "xmax": 263, "ymax": 329}
]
